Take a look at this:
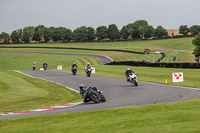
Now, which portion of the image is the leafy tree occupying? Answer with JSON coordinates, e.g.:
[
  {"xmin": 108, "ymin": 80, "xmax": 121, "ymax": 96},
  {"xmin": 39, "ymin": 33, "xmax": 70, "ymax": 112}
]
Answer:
[
  {"xmin": 0, "ymin": 32, "xmax": 10, "ymax": 44},
  {"xmin": 192, "ymin": 35, "xmax": 200, "ymax": 62},
  {"xmin": 47, "ymin": 27, "xmax": 56, "ymax": 41},
  {"xmin": 120, "ymin": 26, "xmax": 129, "ymax": 40},
  {"xmin": 154, "ymin": 26, "xmax": 168, "ymax": 38},
  {"xmin": 32, "ymin": 25, "xmax": 46, "ymax": 42},
  {"xmin": 23, "ymin": 26, "xmax": 34, "ymax": 43},
  {"xmin": 11, "ymin": 30, "xmax": 20, "ymax": 43},
  {"xmin": 87, "ymin": 27, "xmax": 95, "ymax": 41},
  {"xmin": 17, "ymin": 29, "xmax": 23, "ymax": 43},
  {"xmin": 144, "ymin": 25, "xmax": 155, "ymax": 39},
  {"xmin": 65, "ymin": 29, "xmax": 73, "ymax": 42},
  {"xmin": 126, "ymin": 20, "xmax": 154, "ymax": 39},
  {"xmin": 43, "ymin": 28, "xmax": 51, "ymax": 42},
  {"xmin": 96, "ymin": 26, "xmax": 108, "ymax": 40},
  {"xmin": 190, "ymin": 25, "xmax": 200, "ymax": 35},
  {"xmin": 73, "ymin": 26, "xmax": 88, "ymax": 41},
  {"xmin": 51, "ymin": 27, "xmax": 67, "ymax": 42},
  {"xmin": 107, "ymin": 24, "xmax": 120, "ymax": 40},
  {"xmin": 133, "ymin": 20, "xmax": 149, "ymax": 38},
  {"xmin": 179, "ymin": 25, "xmax": 189, "ymax": 36},
  {"xmin": 126, "ymin": 23, "xmax": 140, "ymax": 39}
]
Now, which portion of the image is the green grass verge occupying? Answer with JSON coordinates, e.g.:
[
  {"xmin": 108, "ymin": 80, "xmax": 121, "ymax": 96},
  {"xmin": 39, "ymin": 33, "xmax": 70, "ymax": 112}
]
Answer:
[
  {"xmin": 2, "ymin": 37, "xmax": 195, "ymax": 50},
  {"xmin": 0, "ymin": 71, "xmax": 82, "ymax": 113},
  {"xmin": 0, "ymin": 41, "xmax": 199, "ymax": 133},
  {"xmin": 0, "ymin": 52, "xmax": 199, "ymax": 114},
  {"xmin": 0, "ymin": 53, "xmax": 102, "ymax": 70},
  {"xmin": 1, "ymin": 37, "xmax": 196, "ymax": 63},
  {"xmin": 1, "ymin": 99, "xmax": 200, "ymax": 133},
  {"xmin": 0, "ymin": 48, "xmax": 162, "ymax": 63}
]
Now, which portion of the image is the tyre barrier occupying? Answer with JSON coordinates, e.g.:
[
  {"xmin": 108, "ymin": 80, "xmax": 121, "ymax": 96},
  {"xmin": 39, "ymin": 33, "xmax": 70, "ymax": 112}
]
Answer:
[{"xmin": 106, "ymin": 61, "xmax": 200, "ymax": 69}]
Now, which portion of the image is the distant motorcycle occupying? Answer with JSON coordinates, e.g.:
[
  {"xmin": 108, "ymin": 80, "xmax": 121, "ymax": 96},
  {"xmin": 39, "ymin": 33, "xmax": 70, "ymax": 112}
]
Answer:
[
  {"xmin": 85, "ymin": 67, "xmax": 92, "ymax": 77},
  {"xmin": 72, "ymin": 66, "xmax": 77, "ymax": 75},
  {"xmin": 80, "ymin": 86, "xmax": 106, "ymax": 103},
  {"xmin": 43, "ymin": 63, "xmax": 48, "ymax": 71},
  {"xmin": 128, "ymin": 73, "xmax": 138, "ymax": 86}
]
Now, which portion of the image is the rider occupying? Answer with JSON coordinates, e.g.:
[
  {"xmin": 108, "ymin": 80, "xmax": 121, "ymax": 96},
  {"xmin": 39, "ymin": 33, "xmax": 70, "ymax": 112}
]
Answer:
[
  {"xmin": 85, "ymin": 63, "xmax": 92, "ymax": 69},
  {"xmin": 79, "ymin": 84, "xmax": 98, "ymax": 103},
  {"xmin": 43, "ymin": 62, "xmax": 48, "ymax": 70},
  {"xmin": 32, "ymin": 62, "xmax": 36, "ymax": 70},
  {"xmin": 72, "ymin": 62, "xmax": 77, "ymax": 68},
  {"xmin": 125, "ymin": 68, "xmax": 136, "ymax": 82},
  {"xmin": 72, "ymin": 62, "xmax": 77, "ymax": 70}
]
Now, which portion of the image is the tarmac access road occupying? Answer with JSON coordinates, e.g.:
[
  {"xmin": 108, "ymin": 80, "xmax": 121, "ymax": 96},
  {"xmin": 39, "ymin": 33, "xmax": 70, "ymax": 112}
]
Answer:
[{"xmin": 1, "ymin": 70, "xmax": 200, "ymax": 119}]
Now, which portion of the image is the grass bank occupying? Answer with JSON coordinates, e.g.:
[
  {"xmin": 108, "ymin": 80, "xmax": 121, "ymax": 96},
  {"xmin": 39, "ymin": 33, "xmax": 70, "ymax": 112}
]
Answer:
[
  {"xmin": 0, "ymin": 37, "xmax": 196, "ymax": 63},
  {"xmin": 0, "ymin": 71, "xmax": 82, "ymax": 113},
  {"xmin": 1, "ymin": 37, "xmax": 195, "ymax": 50},
  {"xmin": 1, "ymin": 98, "xmax": 200, "ymax": 133}
]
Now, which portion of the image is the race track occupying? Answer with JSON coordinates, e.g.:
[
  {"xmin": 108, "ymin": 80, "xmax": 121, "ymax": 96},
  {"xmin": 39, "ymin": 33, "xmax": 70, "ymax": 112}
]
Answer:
[{"xmin": 1, "ymin": 70, "xmax": 200, "ymax": 119}]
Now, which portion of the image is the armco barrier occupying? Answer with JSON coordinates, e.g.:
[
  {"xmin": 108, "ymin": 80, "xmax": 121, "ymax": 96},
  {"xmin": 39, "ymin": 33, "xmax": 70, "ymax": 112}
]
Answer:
[{"xmin": 106, "ymin": 61, "xmax": 200, "ymax": 69}]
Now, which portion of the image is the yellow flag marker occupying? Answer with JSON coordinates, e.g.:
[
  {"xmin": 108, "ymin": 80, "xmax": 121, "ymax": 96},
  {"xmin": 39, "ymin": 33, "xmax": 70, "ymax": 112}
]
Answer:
[{"xmin": 165, "ymin": 79, "xmax": 168, "ymax": 84}]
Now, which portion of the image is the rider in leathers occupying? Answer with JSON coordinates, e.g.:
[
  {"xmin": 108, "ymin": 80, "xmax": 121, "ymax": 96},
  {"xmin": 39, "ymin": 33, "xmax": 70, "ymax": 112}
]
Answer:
[
  {"xmin": 125, "ymin": 68, "xmax": 136, "ymax": 82},
  {"xmin": 72, "ymin": 62, "xmax": 77, "ymax": 70},
  {"xmin": 79, "ymin": 84, "xmax": 98, "ymax": 103}
]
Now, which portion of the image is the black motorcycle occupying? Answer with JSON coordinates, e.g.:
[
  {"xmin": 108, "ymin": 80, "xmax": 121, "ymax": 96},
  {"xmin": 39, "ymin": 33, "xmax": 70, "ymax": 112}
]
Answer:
[
  {"xmin": 72, "ymin": 66, "xmax": 77, "ymax": 75},
  {"xmin": 85, "ymin": 67, "xmax": 92, "ymax": 77},
  {"xmin": 80, "ymin": 86, "xmax": 106, "ymax": 103},
  {"xmin": 43, "ymin": 63, "xmax": 48, "ymax": 71}
]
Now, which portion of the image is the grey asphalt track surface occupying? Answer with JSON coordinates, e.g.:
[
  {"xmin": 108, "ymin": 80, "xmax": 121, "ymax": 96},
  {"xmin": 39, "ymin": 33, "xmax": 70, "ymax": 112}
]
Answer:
[
  {"xmin": 1, "ymin": 70, "xmax": 200, "ymax": 119},
  {"xmin": 0, "ymin": 51, "xmax": 113, "ymax": 65}
]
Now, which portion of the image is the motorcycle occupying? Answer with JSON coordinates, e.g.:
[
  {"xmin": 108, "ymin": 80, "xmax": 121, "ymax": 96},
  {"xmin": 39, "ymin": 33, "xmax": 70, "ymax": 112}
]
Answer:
[
  {"xmin": 43, "ymin": 63, "xmax": 48, "ymax": 71},
  {"xmin": 128, "ymin": 73, "xmax": 138, "ymax": 86},
  {"xmin": 80, "ymin": 86, "xmax": 106, "ymax": 103},
  {"xmin": 72, "ymin": 66, "xmax": 77, "ymax": 75},
  {"xmin": 85, "ymin": 67, "xmax": 92, "ymax": 77}
]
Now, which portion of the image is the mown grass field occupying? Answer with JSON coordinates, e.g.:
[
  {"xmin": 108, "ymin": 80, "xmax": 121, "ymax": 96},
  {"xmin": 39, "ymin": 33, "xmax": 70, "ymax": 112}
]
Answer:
[
  {"xmin": 1, "ymin": 38, "xmax": 200, "ymax": 133},
  {"xmin": 0, "ymin": 71, "xmax": 82, "ymax": 113},
  {"xmin": 0, "ymin": 48, "xmax": 162, "ymax": 63},
  {"xmin": 1, "ymin": 99, "xmax": 200, "ymax": 133},
  {"xmin": 0, "ymin": 37, "xmax": 196, "ymax": 63},
  {"xmin": 2, "ymin": 37, "xmax": 195, "ymax": 50}
]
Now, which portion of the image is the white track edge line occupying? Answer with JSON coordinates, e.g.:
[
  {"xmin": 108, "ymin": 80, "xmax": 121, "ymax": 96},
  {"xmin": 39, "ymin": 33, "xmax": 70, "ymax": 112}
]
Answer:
[
  {"xmin": 14, "ymin": 70, "xmax": 80, "ymax": 93},
  {"xmin": 140, "ymin": 81, "xmax": 200, "ymax": 91}
]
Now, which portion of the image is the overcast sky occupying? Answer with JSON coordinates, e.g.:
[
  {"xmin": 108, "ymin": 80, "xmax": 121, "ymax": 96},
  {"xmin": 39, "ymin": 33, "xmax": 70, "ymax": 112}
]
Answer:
[{"xmin": 0, "ymin": 0, "xmax": 200, "ymax": 33}]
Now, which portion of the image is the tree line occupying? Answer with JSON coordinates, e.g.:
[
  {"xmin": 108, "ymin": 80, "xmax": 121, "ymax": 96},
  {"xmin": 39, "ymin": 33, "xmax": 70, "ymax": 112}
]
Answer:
[{"xmin": 0, "ymin": 20, "xmax": 199, "ymax": 44}]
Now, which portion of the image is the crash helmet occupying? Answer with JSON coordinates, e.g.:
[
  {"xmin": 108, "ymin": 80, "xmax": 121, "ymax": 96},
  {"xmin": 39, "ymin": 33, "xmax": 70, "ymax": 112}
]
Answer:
[
  {"xmin": 33, "ymin": 62, "xmax": 36, "ymax": 64},
  {"xmin": 79, "ymin": 84, "xmax": 84, "ymax": 89},
  {"xmin": 73, "ymin": 62, "xmax": 76, "ymax": 64},
  {"xmin": 127, "ymin": 68, "xmax": 130, "ymax": 71}
]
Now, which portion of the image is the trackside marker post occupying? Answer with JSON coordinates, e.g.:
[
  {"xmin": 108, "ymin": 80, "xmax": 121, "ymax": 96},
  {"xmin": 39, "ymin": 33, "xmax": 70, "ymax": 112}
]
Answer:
[
  {"xmin": 165, "ymin": 79, "xmax": 168, "ymax": 84},
  {"xmin": 172, "ymin": 72, "xmax": 184, "ymax": 83},
  {"xmin": 92, "ymin": 67, "xmax": 95, "ymax": 73},
  {"xmin": 57, "ymin": 65, "xmax": 62, "ymax": 70}
]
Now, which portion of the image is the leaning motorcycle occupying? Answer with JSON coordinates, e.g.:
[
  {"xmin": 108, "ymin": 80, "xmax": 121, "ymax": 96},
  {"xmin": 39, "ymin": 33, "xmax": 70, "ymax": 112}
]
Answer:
[
  {"xmin": 72, "ymin": 66, "xmax": 77, "ymax": 75},
  {"xmin": 85, "ymin": 68, "xmax": 92, "ymax": 77},
  {"xmin": 80, "ymin": 87, "xmax": 106, "ymax": 103},
  {"xmin": 128, "ymin": 73, "xmax": 138, "ymax": 86}
]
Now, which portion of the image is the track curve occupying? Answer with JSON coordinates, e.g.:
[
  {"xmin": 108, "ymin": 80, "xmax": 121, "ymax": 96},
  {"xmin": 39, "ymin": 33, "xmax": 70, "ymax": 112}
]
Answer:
[{"xmin": 1, "ymin": 70, "xmax": 200, "ymax": 119}]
